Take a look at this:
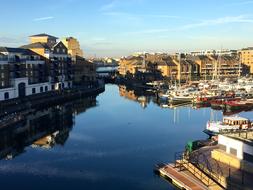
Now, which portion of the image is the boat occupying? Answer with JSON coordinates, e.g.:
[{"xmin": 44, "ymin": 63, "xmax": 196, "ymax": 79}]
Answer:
[
  {"xmin": 193, "ymin": 95, "xmax": 218, "ymax": 107},
  {"xmin": 210, "ymin": 97, "xmax": 241, "ymax": 110},
  {"xmin": 159, "ymin": 90, "xmax": 170, "ymax": 99},
  {"xmin": 169, "ymin": 95, "xmax": 194, "ymax": 104},
  {"xmin": 204, "ymin": 116, "xmax": 252, "ymax": 136},
  {"xmin": 223, "ymin": 99, "xmax": 253, "ymax": 113},
  {"xmin": 169, "ymin": 87, "xmax": 198, "ymax": 105}
]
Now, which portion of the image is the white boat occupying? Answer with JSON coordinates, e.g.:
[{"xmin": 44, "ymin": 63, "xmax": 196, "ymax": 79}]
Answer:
[
  {"xmin": 159, "ymin": 90, "xmax": 170, "ymax": 98},
  {"xmin": 170, "ymin": 95, "xmax": 194, "ymax": 103},
  {"xmin": 169, "ymin": 88, "xmax": 198, "ymax": 104},
  {"xmin": 204, "ymin": 116, "xmax": 252, "ymax": 136}
]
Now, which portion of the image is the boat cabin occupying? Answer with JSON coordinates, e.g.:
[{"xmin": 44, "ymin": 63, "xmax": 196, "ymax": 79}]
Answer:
[{"xmin": 223, "ymin": 116, "xmax": 249, "ymax": 126}]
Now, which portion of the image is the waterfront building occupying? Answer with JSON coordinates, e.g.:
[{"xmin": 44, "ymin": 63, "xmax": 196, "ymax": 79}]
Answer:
[
  {"xmin": 61, "ymin": 37, "xmax": 84, "ymax": 57},
  {"xmin": 119, "ymin": 53, "xmax": 177, "ymax": 80},
  {"xmin": 211, "ymin": 132, "xmax": 253, "ymax": 173},
  {"xmin": 187, "ymin": 54, "xmax": 246, "ymax": 80},
  {"xmin": 239, "ymin": 47, "xmax": 253, "ymax": 74},
  {"xmin": 171, "ymin": 54, "xmax": 200, "ymax": 81},
  {"xmin": 72, "ymin": 56, "xmax": 96, "ymax": 86},
  {"xmin": 119, "ymin": 52, "xmax": 245, "ymax": 81},
  {"xmin": 118, "ymin": 55, "xmax": 145, "ymax": 76},
  {"xmin": 0, "ymin": 47, "xmax": 50, "ymax": 101},
  {"xmin": 22, "ymin": 33, "xmax": 73, "ymax": 90},
  {"xmin": 145, "ymin": 54, "xmax": 178, "ymax": 79},
  {"xmin": 61, "ymin": 37, "xmax": 96, "ymax": 86},
  {"xmin": 190, "ymin": 49, "xmax": 237, "ymax": 57}
]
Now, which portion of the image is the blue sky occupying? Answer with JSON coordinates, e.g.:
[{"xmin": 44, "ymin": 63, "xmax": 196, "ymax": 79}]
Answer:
[{"xmin": 0, "ymin": 0, "xmax": 253, "ymax": 57}]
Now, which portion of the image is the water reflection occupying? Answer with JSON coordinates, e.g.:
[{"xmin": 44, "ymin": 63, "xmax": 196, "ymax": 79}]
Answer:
[
  {"xmin": 0, "ymin": 96, "xmax": 97, "ymax": 160},
  {"xmin": 1, "ymin": 85, "xmax": 252, "ymax": 190},
  {"xmin": 118, "ymin": 85, "xmax": 153, "ymax": 108}
]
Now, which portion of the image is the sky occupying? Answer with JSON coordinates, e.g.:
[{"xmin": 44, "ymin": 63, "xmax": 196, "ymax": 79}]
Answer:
[{"xmin": 0, "ymin": 0, "xmax": 253, "ymax": 58}]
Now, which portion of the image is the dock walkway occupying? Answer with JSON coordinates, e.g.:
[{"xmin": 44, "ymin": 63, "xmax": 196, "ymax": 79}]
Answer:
[{"xmin": 159, "ymin": 164, "xmax": 208, "ymax": 190}]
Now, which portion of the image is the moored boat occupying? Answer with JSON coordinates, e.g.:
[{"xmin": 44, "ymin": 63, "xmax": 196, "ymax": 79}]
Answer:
[
  {"xmin": 223, "ymin": 99, "xmax": 253, "ymax": 113},
  {"xmin": 193, "ymin": 95, "xmax": 218, "ymax": 107},
  {"xmin": 210, "ymin": 97, "xmax": 241, "ymax": 110},
  {"xmin": 204, "ymin": 116, "xmax": 252, "ymax": 136}
]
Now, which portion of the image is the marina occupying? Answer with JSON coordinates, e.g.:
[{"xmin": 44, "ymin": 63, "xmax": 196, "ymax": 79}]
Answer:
[
  {"xmin": 1, "ymin": 1, "xmax": 253, "ymax": 188},
  {"xmin": 1, "ymin": 84, "xmax": 246, "ymax": 190}
]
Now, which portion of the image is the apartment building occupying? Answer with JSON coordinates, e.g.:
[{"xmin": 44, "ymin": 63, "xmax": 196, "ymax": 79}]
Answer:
[
  {"xmin": 22, "ymin": 33, "xmax": 73, "ymax": 90},
  {"xmin": 61, "ymin": 37, "xmax": 96, "ymax": 86},
  {"xmin": 0, "ymin": 47, "xmax": 50, "ymax": 101},
  {"xmin": 119, "ymin": 53, "xmax": 245, "ymax": 81},
  {"xmin": 72, "ymin": 56, "xmax": 96, "ymax": 85},
  {"xmin": 61, "ymin": 37, "xmax": 84, "ymax": 57},
  {"xmin": 239, "ymin": 47, "xmax": 253, "ymax": 74}
]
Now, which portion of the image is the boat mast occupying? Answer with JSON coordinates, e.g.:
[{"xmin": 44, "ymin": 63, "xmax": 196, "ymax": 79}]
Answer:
[
  {"xmin": 142, "ymin": 52, "xmax": 146, "ymax": 68},
  {"xmin": 212, "ymin": 59, "xmax": 217, "ymax": 81},
  {"xmin": 238, "ymin": 52, "xmax": 242, "ymax": 79},
  {"xmin": 178, "ymin": 53, "xmax": 181, "ymax": 87},
  {"xmin": 217, "ymin": 46, "xmax": 223, "ymax": 80}
]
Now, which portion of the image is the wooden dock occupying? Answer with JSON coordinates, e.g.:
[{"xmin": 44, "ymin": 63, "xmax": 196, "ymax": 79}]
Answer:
[{"xmin": 157, "ymin": 164, "xmax": 208, "ymax": 190}]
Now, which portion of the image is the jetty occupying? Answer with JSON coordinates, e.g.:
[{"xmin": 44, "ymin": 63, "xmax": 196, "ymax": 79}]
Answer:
[{"xmin": 156, "ymin": 163, "xmax": 209, "ymax": 190}]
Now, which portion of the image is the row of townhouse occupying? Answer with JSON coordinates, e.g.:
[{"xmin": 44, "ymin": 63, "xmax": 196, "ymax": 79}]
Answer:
[
  {"xmin": 0, "ymin": 33, "xmax": 96, "ymax": 101},
  {"xmin": 118, "ymin": 52, "xmax": 250, "ymax": 81}
]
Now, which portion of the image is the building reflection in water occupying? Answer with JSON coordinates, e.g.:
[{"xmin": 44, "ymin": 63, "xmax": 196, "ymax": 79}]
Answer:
[
  {"xmin": 0, "ymin": 96, "xmax": 97, "ymax": 160},
  {"xmin": 118, "ymin": 85, "xmax": 217, "ymax": 125},
  {"xmin": 118, "ymin": 85, "xmax": 154, "ymax": 109}
]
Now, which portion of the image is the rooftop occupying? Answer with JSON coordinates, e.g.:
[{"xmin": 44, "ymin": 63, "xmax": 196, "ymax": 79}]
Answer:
[
  {"xmin": 20, "ymin": 42, "xmax": 54, "ymax": 49},
  {"xmin": 0, "ymin": 47, "xmax": 38, "ymax": 55},
  {"xmin": 241, "ymin": 47, "xmax": 253, "ymax": 51},
  {"xmin": 223, "ymin": 116, "xmax": 249, "ymax": 121},
  {"xmin": 223, "ymin": 131, "xmax": 253, "ymax": 146},
  {"xmin": 29, "ymin": 33, "xmax": 58, "ymax": 39}
]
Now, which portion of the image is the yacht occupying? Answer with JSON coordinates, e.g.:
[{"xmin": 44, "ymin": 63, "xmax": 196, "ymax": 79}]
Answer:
[{"xmin": 169, "ymin": 87, "xmax": 198, "ymax": 104}]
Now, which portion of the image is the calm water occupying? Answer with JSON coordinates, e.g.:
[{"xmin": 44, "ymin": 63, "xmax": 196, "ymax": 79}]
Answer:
[{"xmin": 0, "ymin": 84, "xmax": 252, "ymax": 190}]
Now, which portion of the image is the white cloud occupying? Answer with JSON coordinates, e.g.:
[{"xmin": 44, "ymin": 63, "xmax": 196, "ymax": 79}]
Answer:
[
  {"xmin": 182, "ymin": 15, "xmax": 253, "ymax": 29},
  {"xmin": 122, "ymin": 15, "xmax": 253, "ymax": 36},
  {"xmin": 33, "ymin": 16, "xmax": 54, "ymax": 21}
]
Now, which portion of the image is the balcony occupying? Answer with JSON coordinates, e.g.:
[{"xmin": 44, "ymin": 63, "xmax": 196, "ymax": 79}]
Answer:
[
  {"xmin": 0, "ymin": 57, "xmax": 8, "ymax": 65},
  {"xmin": 25, "ymin": 60, "xmax": 44, "ymax": 65}
]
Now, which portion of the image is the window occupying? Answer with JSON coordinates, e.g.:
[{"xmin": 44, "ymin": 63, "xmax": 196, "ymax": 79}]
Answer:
[
  {"xmin": 62, "ymin": 83, "xmax": 65, "ymax": 89},
  {"xmin": 230, "ymin": 148, "xmax": 237, "ymax": 156},
  {"xmin": 40, "ymin": 86, "xmax": 43, "ymax": 93},
  {"xmin": 4, "ymin": 92, "xmax": 9, "ymax": 100},
  {"xmin": 219, "ymin": 144, "xmax": 226, "ymax": 152},
  {"xmin": 51, "ymin": 85, "xmax": 55, "ymax": 90},
  {"xmin": 56, "ymin": 48, "xmax": 60, "ymax": 53},
  {"xmin": 32, "ymin": 88, "xmax": 36, "ymax": 94},
  {"xmin": 45, "ymin": 86, "xmax": 48, "ymax": 92}
]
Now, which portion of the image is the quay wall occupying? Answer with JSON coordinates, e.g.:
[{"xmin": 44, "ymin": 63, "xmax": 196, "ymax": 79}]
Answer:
[{"xmin": 0, "ymin": 82, "xmax": 105, "ymax": 117}]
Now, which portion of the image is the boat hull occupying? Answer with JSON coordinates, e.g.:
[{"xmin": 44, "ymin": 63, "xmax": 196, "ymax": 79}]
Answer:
[{"xmin": 203, "ymin": 129, "xmax": 218, "ymax": 136}]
